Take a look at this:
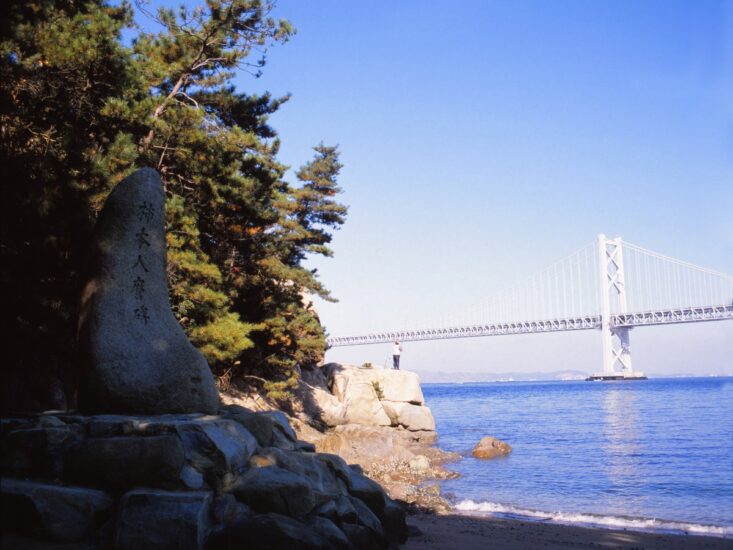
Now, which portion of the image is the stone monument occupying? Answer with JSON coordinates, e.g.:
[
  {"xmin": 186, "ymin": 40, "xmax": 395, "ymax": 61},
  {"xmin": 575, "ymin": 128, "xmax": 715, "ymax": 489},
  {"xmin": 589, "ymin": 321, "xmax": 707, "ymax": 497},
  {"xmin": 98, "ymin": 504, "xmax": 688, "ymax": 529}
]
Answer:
[{"xmin": 77, "ymin": 168, "xmax": 219, "ymax": 414}]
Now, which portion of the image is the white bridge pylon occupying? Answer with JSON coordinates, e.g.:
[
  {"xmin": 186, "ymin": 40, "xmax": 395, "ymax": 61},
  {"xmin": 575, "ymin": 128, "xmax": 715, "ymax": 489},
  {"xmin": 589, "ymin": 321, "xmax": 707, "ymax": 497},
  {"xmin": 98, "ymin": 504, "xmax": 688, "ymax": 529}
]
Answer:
[
  {"xmin": 327, "ymin": 235, "xmax": 733, "ymax": 376},
  {"xmin": 598, "ymin": 234, "xmax": 632, "ymax": 376}
]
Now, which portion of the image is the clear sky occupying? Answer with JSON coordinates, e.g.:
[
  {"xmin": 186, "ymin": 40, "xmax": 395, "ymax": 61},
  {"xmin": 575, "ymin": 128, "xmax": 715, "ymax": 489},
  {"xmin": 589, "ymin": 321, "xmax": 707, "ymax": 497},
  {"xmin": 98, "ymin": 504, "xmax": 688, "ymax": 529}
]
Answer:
[{"xmin": 151, "ymin": 1, "xmax": 733, "ymax": 375}]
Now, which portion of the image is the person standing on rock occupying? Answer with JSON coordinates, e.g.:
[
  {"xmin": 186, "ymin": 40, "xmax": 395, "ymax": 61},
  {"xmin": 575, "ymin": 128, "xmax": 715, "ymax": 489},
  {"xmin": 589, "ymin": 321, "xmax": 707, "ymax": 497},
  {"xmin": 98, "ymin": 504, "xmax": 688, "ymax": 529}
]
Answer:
[{"xmin": 393, "ymin": 340, "xmax": 403, "ymax": 369}]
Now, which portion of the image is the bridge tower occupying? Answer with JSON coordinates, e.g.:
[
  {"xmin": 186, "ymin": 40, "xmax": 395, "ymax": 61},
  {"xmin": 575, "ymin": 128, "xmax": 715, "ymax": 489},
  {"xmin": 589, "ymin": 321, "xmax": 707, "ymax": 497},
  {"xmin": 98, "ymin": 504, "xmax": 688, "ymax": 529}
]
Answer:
[{"xmin": 595, "ymin": 234, "xmax": 643, "ymax": 379}]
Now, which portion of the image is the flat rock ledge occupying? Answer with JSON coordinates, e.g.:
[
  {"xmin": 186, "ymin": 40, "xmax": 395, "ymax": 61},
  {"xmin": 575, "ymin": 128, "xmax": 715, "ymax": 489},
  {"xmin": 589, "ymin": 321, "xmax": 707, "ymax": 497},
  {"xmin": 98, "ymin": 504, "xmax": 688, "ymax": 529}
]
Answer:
[{"xmin": 1, "ymin": 407, "xmax": 406, "ymax": 549}]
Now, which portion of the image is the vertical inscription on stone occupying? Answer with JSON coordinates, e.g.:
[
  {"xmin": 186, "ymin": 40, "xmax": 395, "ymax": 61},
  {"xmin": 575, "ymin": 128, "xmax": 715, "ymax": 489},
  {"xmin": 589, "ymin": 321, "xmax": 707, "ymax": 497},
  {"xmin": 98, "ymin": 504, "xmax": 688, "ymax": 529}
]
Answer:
[{"xmin": 132, "ymin": 203, "xmax": 154, "ymax": 323}]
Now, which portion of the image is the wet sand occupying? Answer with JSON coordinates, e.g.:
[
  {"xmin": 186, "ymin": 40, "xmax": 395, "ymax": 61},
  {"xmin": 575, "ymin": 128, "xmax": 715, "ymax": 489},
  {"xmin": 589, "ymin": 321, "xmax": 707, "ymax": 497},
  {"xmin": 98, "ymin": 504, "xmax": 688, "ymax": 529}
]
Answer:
[{"xmin": 404, "ymin": 512, "xmax": 732, "ymax": 549}]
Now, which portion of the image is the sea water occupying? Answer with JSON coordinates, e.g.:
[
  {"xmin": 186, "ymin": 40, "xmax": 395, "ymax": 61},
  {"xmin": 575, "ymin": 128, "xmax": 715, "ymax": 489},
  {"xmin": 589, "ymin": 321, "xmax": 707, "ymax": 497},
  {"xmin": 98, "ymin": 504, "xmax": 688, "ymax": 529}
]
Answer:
[{"xmin": 423, "ymin": 377, "xmax": 733, "ymax": 537}]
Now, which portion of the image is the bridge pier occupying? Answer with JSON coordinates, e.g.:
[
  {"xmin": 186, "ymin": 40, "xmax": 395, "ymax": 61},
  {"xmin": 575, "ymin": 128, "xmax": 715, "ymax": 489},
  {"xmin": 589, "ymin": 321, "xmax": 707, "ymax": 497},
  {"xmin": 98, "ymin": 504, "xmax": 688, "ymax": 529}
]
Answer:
[{"xmin": 592, "ymin": 235, "xmax": 646, "ymax": 381}]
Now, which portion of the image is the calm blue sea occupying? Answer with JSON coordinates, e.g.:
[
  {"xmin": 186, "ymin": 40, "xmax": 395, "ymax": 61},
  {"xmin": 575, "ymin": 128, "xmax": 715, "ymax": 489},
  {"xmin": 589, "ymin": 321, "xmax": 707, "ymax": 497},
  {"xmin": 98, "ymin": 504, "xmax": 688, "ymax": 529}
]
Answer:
[{"xmin": 423, "ymin": 377, "xmax": 733, "ymax": 537}]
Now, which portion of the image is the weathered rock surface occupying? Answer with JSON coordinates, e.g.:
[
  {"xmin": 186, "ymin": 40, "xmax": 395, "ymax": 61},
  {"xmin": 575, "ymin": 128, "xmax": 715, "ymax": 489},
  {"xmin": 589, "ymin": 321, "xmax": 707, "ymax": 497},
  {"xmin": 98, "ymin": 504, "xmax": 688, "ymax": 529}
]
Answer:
[
  {"xmin": 1, "ymin": 478, "xmax": 113, "ymax": 543},
  {"xmin": 115, "ymin": 489, "xmax": 212, "ymax": 550},
  {"xmin": 253, "ymin": 447, "xmax": 346, "ymax": 506},
  {"xmin": 472, "ymin": 436, "xmax": 512, "ymax": 459},
  {"xmin": 381, "ymin": 400, "xmax": 436, "ymax": 431},
  {"xmin": 306, "ymin": 515, "xmax": 353, "ymax": 549},
  {"xmin": 223, "ymin": 406, "xmax": 298, "ymax": 450},
  {"xmin": 2, "ymin": 423, "xmax": 82, "ymax": 479},
  {"xmin": 206, "ymin": 513, "xmax": 329, "ymax": 550},
  {"xmin": 316, "ymin": 424, "xmax": 416, "ymax": 465},
  {"xmin": 327, "ymin": 366, "xmax": 391, "ymax": 426},
  {"xmin": 175, "ymin": 417, "xmax": 258, "ymax": 490},
  {"xmin": 232, "ymin": 465, "xmax": 316, "ymax": 519},
  {"xmin": 301, "ymin": 363, "xmax": 436, "ymax": 435},
  {"xmin": 1, "ymin": 410, "xmax": 406, "ymax": 549},
  {"xmin": 373, "ymin": 369, "xmax": 424, "ymax": 404},
  {"xmin": 65, "ymin": 434, "xmax": 185, "ymax": 490},
  {"xmin": 77, "ymin": 168, "xmax": 218, "ymax": 415}
]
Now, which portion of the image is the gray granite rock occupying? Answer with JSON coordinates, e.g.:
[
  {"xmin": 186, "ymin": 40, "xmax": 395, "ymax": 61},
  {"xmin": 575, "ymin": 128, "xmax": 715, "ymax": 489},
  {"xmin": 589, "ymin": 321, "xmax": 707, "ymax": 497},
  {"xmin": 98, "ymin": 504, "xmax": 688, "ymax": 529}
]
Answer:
[
  {"xmin": 345, "ymin": 496, "xmax": 383, "ymax": 537},
  {"xmin": 232, "ymin": 466, "xmax": 316, "ymax": 519},
  {"xmin": 77, "ymin": 168, "xmax": 218, "ymax": 414},
  {"xmin": 306, "ymin": 516, "xmax": 353, "ymax": 550},
  {"xmin": 64, "ymin": 434, "xmax": 185, "ymax": 490},
  {"xmin": 345, "ymin": 472, "xmax": 387, "ymax": 519},
  {"xmin": 175, "ymin": 418, "xmax": 258, "ymax": 490},
  {"xmin": 115, "ymin": 489, "xmax": 212, "ymax": 550},
  {"xmin": 223, "ymin": 406, "xmax": 297, "ymax": 450},
  {"xmin": 1, "ymin": 478, "xmax": 113, "ymax": 543},
  {"xmin": 253, "ymin": 448, "xmax": 347, "ymax": 507},
  {"xmin": 205, "ymin": 513, "xmax": 329, "ymax": 550},
  {"xmin": 2, "ymin": 425, "xmax": 82, "ymax": 479},
  {"xmin": 330, "ymin": 495, "xmax": 359, "ymax": 524}
]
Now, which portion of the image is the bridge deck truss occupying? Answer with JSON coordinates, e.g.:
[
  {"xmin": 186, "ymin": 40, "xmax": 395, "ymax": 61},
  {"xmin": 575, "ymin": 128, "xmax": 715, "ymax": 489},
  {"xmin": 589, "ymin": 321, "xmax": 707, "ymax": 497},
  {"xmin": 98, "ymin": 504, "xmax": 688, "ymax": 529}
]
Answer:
[{"xmin": 326, "ymin": 304, "xmax": 732, "ymax": 347}]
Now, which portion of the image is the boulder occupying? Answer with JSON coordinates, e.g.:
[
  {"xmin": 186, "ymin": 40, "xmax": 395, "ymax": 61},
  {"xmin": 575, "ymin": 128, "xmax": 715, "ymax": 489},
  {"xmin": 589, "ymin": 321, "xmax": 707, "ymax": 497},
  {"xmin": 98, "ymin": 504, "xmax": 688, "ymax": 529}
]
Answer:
[
  {"xmin": 115, "ymin": 489, "xmax": 212, "ymax": 550},
  {"xmin": 252, "ymin": 448, "xmax": 346, "ymax": 506},
  {"xmin": 211, "ymin": 494, "xmax": 253, "ymax": 526},
  {"xmin": 315, "ymin": 424, "xmax": 415, "ymax": 466},
  {"xmin": 223, "ymin": 406, "xmax": 297, "ymax": 450},
  {"xmin": 329, "ymin": 369, "xmax": 391, "ymax": 426},
  {"xmin": 472, "ymin": 436, "xmax": 512, "ymax": 459},
  {"xmin": 205, "ymin": 513, "xmax": 329, "ymax": 550},
  {"xmin": 1, "ymin": 478, "xmax": 113, "ymax": 543},
  {"xmin": 2, "ymin": 424, "xmax": 81, "ymax": 479},
  {"xmin": 343, "ymin": 496, "xmax": 386, "ymax": 549},
  {"xmin": 232, "ymin": 466, "xmax": 316, "ymax": 519},
  {"xmin": 345, "ymin": 473, "xmax": 386, "ymax": 519},
  {"xmin": 374, "ymin": 370, "xmax": 424, "ymax": 404},
  {"xmin": 323, "ymin": 363, "xmax": 424, "ymax": 404},
  {"xmin": 175, "ymin": 418, "xmax": 258, "ymax": 490},
  {"xmin": 64, "ymin": 434, "xmax": 185, "ymax": 490},
  {"xmin": 306, "ymin": 516, "xmax": 353, "ymax": 550},
  {"xmin": 303, "ymin": 384, "xmax": 349, "ymax": 427},
  {"xmin": 77, "ymin": 168, "xmax": 218, "ymax": 415},
  {"xmin": 380, "ymin": 401, "xmax": 435, "ymax": 431}
]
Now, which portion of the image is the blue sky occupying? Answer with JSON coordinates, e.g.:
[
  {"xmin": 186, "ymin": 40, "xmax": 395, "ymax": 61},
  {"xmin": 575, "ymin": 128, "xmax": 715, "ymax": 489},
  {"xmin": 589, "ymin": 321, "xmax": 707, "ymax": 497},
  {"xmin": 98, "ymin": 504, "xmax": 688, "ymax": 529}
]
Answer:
[{"xmin": 146, "ymin": 1, "xmax": 733, "ymax": 375}]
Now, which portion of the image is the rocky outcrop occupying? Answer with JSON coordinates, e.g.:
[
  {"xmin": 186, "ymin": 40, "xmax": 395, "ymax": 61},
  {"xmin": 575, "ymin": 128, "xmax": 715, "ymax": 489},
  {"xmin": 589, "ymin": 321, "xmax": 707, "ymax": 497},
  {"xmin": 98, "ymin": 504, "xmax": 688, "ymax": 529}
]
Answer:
[
  {"xmin": 381, "ymin": 401, "xmax": 436, "ymax": 431},
  {"xmin": 302, "ymin": 363, "xmax": 436, "ymax": 434},
  {"xmin": 0, "ymin": 408, "xmax": 407, "ymax": 549},
  {"xmin": 77, "ymin": 168, "xmax": 218, "ymax": 415},
  {"xmin": 289, "ymin": 364, "xmax": 458, "ymax": 511},
  {"xmin": 472, "ymin": 436, "xmax": 512, "ymax": 459}
]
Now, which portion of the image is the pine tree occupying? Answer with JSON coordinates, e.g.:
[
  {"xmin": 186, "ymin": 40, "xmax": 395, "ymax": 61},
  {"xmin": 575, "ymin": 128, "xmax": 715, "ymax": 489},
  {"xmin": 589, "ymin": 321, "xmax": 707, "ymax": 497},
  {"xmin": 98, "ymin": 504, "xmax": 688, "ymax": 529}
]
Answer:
[
  {"xmin": 1, "ymin": 0, "xmax": 348, "ymax": 409},
  {"xmin": 1, "ymin": 0, "xmax": 135, "ymax": 409}
]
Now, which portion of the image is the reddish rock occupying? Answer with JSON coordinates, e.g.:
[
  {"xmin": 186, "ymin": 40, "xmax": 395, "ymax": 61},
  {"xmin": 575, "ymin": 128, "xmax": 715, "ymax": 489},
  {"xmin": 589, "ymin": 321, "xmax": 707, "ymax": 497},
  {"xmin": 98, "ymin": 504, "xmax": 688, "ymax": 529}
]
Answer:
[{"xmin": 472, "ymin": 436, "xmax": 512, "ymax": 459}]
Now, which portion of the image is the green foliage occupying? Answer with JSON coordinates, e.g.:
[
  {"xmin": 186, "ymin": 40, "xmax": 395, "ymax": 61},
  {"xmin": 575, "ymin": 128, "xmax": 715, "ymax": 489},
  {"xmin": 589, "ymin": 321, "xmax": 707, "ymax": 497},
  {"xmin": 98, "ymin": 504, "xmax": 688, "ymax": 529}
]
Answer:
[
  {"xmin": 1, "ymin": 0, "xmax": 346, "ymax": 409},
  {"xmin": 362, "ymin": 362, "xmax": 373, "ymax": 369}
]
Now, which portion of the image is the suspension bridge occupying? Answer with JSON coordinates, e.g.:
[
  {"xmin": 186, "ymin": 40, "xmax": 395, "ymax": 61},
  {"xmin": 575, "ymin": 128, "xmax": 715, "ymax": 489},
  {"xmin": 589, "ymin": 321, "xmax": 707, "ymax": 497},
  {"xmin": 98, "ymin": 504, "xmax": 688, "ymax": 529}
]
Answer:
[{"xmin": 326, "ymin": 235, "xmax": 733, "ymax": 380}]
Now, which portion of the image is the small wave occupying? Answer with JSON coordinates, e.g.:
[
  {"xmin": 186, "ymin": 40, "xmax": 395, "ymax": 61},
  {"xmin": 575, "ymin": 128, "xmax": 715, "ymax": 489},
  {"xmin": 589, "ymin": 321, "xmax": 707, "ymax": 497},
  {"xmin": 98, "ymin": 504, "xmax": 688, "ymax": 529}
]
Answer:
[{"xmin": 454, "ymin": 499, "xmax": 733, "ymax": 538}]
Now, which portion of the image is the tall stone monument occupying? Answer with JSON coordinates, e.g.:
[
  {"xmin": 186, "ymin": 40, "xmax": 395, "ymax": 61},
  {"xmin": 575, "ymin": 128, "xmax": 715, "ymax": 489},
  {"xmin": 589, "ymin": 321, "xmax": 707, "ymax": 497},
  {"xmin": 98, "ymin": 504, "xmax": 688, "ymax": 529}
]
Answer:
[{"xmin": 77, "ymin": 168, "xmax": 219, "ymax": 414}]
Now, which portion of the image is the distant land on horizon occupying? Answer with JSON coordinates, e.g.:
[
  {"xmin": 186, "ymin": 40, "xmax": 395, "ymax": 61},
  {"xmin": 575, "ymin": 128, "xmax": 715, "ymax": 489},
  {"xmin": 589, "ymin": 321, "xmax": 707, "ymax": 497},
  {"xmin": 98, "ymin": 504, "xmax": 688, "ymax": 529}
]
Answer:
[{"xmin": 415, "ymin": 370, "xmax": 733, "ymax": 383}]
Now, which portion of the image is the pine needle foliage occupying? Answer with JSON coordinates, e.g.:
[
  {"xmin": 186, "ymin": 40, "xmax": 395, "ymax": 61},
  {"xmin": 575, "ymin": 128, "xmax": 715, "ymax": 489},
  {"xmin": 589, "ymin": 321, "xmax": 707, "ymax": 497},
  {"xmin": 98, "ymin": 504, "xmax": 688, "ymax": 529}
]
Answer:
[{"xmin": 1, "ymin": 0, "xmax": 346, "ymax": 410}]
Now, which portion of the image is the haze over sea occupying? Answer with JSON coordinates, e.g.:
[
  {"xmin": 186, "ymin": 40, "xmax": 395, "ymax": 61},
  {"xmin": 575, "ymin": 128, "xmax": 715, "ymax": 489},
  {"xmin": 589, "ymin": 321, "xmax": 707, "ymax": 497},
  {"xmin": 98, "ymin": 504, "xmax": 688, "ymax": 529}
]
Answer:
[{"xmin": 424, "ymin": 376, "xmax": 733, "ymax": 537}]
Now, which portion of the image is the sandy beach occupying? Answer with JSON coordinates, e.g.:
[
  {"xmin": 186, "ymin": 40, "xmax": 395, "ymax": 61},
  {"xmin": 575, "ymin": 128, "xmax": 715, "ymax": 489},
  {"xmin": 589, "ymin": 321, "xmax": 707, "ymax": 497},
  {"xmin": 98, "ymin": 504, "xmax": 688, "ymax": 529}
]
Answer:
[{"xmin": 404, "ymin": 512, "xmax": 732, "ymax": 549}]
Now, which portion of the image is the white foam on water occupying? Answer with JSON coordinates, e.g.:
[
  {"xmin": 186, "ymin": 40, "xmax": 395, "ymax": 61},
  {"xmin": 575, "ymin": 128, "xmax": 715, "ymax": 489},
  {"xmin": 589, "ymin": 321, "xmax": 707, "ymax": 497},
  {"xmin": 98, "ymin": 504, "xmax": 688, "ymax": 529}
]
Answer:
[{"xmin": 454, "ymin": 499, "xmax": 733, "ymax": 538}]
